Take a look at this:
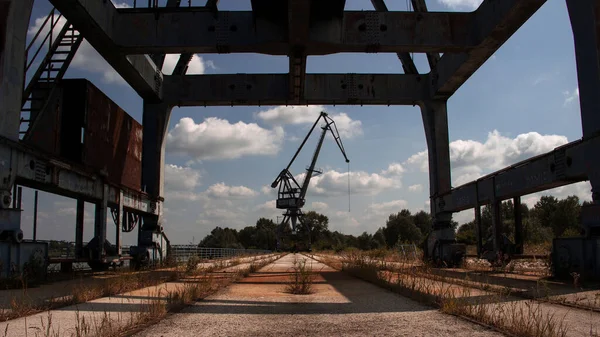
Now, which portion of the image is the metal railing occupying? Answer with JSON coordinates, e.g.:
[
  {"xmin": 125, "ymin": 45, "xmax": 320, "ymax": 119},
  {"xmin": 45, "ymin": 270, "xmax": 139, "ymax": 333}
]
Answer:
[
  {"xmin": 40, "ymin": 240, "xmax": 270, "ymax": 263},
  {"xmin": 397, "ymin": 244, "xmax": 419, "ymax": 261},
  {"xmin": 169, "ymin": 246, "xmax": 271, "ymax": 263}
]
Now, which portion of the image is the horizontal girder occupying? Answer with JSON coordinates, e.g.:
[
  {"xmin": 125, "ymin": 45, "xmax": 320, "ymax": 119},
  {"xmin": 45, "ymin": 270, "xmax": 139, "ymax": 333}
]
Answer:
[
  {"xmin": 1, "ymin": 138, "xmax": 160, "ymax": 215},
  {"xmin": 162, "ymin": 73, "xmax": 427, "ymax": 106},
  {"xmin": 112, "ymin": 9, "xmax": 473, "ymax": 55},
  {"xmin": 434, "ymin": 134, "xmax": 599, "ymax": 213}
]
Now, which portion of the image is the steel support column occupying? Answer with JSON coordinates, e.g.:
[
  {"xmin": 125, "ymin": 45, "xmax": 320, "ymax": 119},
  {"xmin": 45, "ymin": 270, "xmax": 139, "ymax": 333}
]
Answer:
[
  {"xmin": 420, "ymin": 100, "xmax": 452, "ymax": 225},
  {"xmin": 75, "ymin": 199, "xmax": 84, "ymax": 258},
  {"xmin": 513, "ymin": 196, "xmax": 523, "ymax": 254},
  {"xmin": 141, "ymin": 102, "xmax": 172, "ymax": 230},
  {"xmin": 0, "ymin": 0, "xmax": 34, "ymax": 141},
  {"xmin": 491, "ymin": 198, "xmax": 502, "ymax": 256},
  {"xmin": 93, "ymin": 184, "xmax": 108, "ymax": 260},
  {"xmin": 420, "ymin": 100, "xmax": 460, "ymax": 263},
  {"xmin": 115, "ymin": 190, "xmax": 123, "ymax": 256},
  {"xmin": 566, "ymin": 0, "xmax": 600, "ymax": 206},
  {"xmin": 33, "ymin": 190, "xmax": 38, "ymax": 241}
]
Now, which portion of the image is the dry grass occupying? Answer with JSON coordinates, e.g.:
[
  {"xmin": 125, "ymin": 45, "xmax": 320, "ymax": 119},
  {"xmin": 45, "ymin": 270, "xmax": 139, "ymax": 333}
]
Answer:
[
  {"xmin": 285, "ymin": 258, "xmax": 314, "ymax": 295},
  {"xmin": 0, "ymin": 254, "xmax": 279, "ymax": 323},
  {"xmin": 313, "ymin": 251, "xmax": 569, "ymax": 337},
  {"xmin": 2, "ymin": 253, "xmax": 286, "ymax": 337}
]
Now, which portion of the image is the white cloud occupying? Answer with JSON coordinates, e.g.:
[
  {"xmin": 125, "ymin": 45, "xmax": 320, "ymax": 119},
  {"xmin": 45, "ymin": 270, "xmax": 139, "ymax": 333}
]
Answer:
[
  {"xmin": 261, "ymin": 185, "xmax": 274, "ymax": 195},
  {"xmin": 403, "ymin": 130, "xmax": 569, "ymax": 187},
  {"xmin": 113, "ymin": 1, "xmax": 131, "ymax": 8},
  {"xmin": 166, "ymin": 117, "xmax": 284, "ymax": 160},
  {"xmin": 255, "ymin": 105, "xmax": 363, "ymax": 138},
  {"xmin": 438, "ymin": 0, "xmax": 482, "ymax": 11},
  {"xmin": 563, "ymin": 87, "xmax": 579, "ymax": 105},
  {"xmin": 299, "ymin": 169, "xmax": 401, "ymax": 197},
  {"xmin": 367, "ymin": 200, "xmax": 408, "ymax": 215},
  {"xmin": 381, "ymin": 163, "xmax": 405, "ymax": 176},
  {"xmin": 206, "ymin": 182, "xmax": 258, "ymax": 198},
  {"xmin": 408, "ymin": 184, "xmax": 423, "ymax": 192},
  {"xmin": 311, "ymin": 201, "xmax": 329, "ymax": 211},
  {"xmin": 161, "ymin": 54, "xmax": 207, "ymax": 75},
  {"xmin": 164, "ymin": 164, "xmax": 201, "ymax": 192}
]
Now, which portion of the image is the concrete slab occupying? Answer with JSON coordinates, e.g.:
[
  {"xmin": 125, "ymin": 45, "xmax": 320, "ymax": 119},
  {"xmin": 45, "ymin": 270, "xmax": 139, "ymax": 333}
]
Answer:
[{"xmin": 134, "ymin": 254, "xmax": 503, "ymax": 337}]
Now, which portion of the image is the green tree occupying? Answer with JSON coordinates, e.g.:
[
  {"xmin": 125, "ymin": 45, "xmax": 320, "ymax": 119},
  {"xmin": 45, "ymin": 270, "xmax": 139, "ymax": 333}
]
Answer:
[
  {"xmin": 357, "ymin": 232, "xmax": 372, "ymax": 250},
  {"xmin": 412, "ymin": 211, "xmax": 432, "ymax": 238},
  {"xmin": 384, "ymin": 211, "xmax": 422, "ymax": 247},
  {"xmin": 456, "ymin": 221, "xmax": 477, "ymax": 245}
]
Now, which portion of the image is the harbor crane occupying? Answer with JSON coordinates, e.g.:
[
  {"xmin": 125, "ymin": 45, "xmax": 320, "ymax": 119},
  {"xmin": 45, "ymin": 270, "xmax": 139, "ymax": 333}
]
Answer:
[{"xmin": 271, "ymin": 111, "xmax": 350, "ymax": 251}]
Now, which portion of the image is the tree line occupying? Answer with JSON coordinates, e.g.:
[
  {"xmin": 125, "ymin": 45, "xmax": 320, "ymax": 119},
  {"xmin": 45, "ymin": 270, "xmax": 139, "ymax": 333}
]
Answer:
[{"xmin": 197, "ymin": 195, "xmax": 587, "ymax": 251}]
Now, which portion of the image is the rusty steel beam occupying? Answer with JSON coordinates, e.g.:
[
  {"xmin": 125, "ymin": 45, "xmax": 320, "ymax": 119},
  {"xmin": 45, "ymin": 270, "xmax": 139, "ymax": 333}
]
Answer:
[
  {"xmin": 432, "ymin": 0, "xmax": 547, "ymax": 99},
  {"xmin": 433, "ymin": 135, "xmax": 598, "ymax": 213},
  {"xmin": 370, "ymin": 0, "xmax": 418, "ymax": 74},
  {"xmin": 80, "ymin": 7, "xmax": 476, "ymax": 54},
  {"xmin": 412, "ymin": 0, "xmax": 440, "ymax": 71},
  {"xmin": 162, "ymin": 73, "xmax": 427, "ymax": 106},
  {"xmin": 288, "ymin": 0, "xmax": 310, "ymax": 103},
  {"xmin": 0, "ymin": 138, "xmax": 160, "ymax": 215},
  {"xmin": 49, "ymin": 0, "xmax": 163, "ymax": 102}
]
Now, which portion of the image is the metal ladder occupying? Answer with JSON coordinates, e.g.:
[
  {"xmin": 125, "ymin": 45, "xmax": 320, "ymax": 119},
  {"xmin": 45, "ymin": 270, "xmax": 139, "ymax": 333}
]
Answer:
[{"xmin": 20, "ymin": 8, "xmax": 83, "ymax": 140}]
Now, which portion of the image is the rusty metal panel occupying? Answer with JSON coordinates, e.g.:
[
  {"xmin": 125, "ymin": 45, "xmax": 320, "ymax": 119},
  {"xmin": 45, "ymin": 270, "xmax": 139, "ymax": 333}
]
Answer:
[
  {"xmin": 80, "ymin": 80, "xmax": 142, "ymax": 191},
  {"xmin": 24, "ymin": 84, "xmax": 64, "ymax": 156}
]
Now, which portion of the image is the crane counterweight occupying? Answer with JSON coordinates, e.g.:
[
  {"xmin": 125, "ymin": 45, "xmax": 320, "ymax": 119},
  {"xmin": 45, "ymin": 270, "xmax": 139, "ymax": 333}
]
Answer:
[{"xmin": 270, "ymin": 111, "xmax": 350, "ymax": 251}]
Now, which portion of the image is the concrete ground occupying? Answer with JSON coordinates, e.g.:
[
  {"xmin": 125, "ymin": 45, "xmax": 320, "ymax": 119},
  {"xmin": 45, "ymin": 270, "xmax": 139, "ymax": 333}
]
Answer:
[
  {"xmin": 0, "ymin": 254, "xmax": 278, "ymax": 337},
  {"xmin": 313, "ymin": 252, "xmax": 600, "ymax": 336},
  {"xmin": 135, "ymin": 254, "xmax": 503, "ymax": 337}
]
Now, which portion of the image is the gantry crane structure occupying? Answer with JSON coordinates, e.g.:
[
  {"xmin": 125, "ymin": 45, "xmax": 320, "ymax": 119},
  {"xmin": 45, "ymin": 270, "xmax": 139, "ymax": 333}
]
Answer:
[
  {"xmin": 271, "ymin": 112, "xmax": 349, "ymax": 251},
  {"xmin": 2, "ymin": 0, "xmax": 600, "ymax": 280}
]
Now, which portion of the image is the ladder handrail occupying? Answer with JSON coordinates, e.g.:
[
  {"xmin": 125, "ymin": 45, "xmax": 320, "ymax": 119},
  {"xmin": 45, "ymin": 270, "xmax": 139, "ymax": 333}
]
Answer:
[
  {"xmin": 25, "ymin": 9, "xmax": 64, "ymax": 73},
  {"xmin": 22, "ymin": 22, "xmax": 73, "ymax": 106}
]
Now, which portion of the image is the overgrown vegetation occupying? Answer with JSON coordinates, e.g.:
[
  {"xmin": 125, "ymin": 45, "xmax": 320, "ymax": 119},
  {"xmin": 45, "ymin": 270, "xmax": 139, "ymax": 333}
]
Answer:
[
  {"xmin": 1, "ymin": 254, "xmax": 284, "ymax": 336},
  {"xmin": 313, "ymin": 251, "xmax": 569, "ymax": 337},
  {"xmin": 0, "ymin": 253, "xmax": 280, "ymax": 323},
  {"xmin": 285, "ymin": 258, "xmax": 314, "ymax": 295}
]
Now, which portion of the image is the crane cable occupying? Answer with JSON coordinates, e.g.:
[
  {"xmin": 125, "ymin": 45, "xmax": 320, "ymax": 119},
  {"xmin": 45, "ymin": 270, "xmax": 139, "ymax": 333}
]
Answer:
[{"xmin": 347, "ymin": 161, "xmax": 351, "ymax": 212}]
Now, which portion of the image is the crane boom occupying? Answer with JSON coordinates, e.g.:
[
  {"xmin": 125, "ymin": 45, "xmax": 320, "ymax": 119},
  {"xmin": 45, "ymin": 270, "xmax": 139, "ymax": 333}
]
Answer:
[{"xmin": 270, "ymin": 111, "xmax": 350, "ymax": 251}]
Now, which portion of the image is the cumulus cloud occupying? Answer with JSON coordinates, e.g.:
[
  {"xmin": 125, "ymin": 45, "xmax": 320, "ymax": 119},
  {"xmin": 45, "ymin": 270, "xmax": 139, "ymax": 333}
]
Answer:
[
  {"xmin": 255, "ymin": 105, "xmax": 363, "ymax": 138},
  {"xmin": 297, "ymin": 169, "xmax": 401, "ymax": 197},
  {"xmin": 403, "ymin": 130, "xmax": 569, "ymax": 187},
  {"xmin": 311, "ymin": 201, "xmax": 329, "ymax": 211},
  {"xmin": 206, "ymin": 182, "xmax": 258, "ymax": 198},
  {"xmin": 166, "ymin": 117, "xmax": 284, "ymax": 160},
  {"xmin": 367, "ymin": 200, "xmax": 408, "ymax": 215},
  {"xmin": 382, "ymin": 163, "xmax": 405, "ymax": 176},
  {"xmin": 437, "ymin": 0, "xmax": 482, "ymax": 11},
  {"xmin": 408, "ymin": 184, "xmax": 423, "ymax": 192},
  {"xmin": 164, "ymin": 164, "xmax": 201, "ymax": 192}
]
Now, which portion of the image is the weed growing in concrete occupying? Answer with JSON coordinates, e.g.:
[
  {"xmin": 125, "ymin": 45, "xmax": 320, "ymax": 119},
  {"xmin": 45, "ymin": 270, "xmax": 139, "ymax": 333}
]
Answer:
[
  {"xmin": 315, "ymin": 251, "xmax": 569, "ymax": 337},
  {"xmin": 286, "ymin": 258, "xmax": 314, "ymax": 295}
]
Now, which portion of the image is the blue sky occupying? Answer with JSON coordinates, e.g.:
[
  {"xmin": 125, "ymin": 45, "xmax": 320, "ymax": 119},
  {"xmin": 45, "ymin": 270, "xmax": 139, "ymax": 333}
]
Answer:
[{"xmin": 19, "ymin": 0, "xmax": 588, "ymax": 245}]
